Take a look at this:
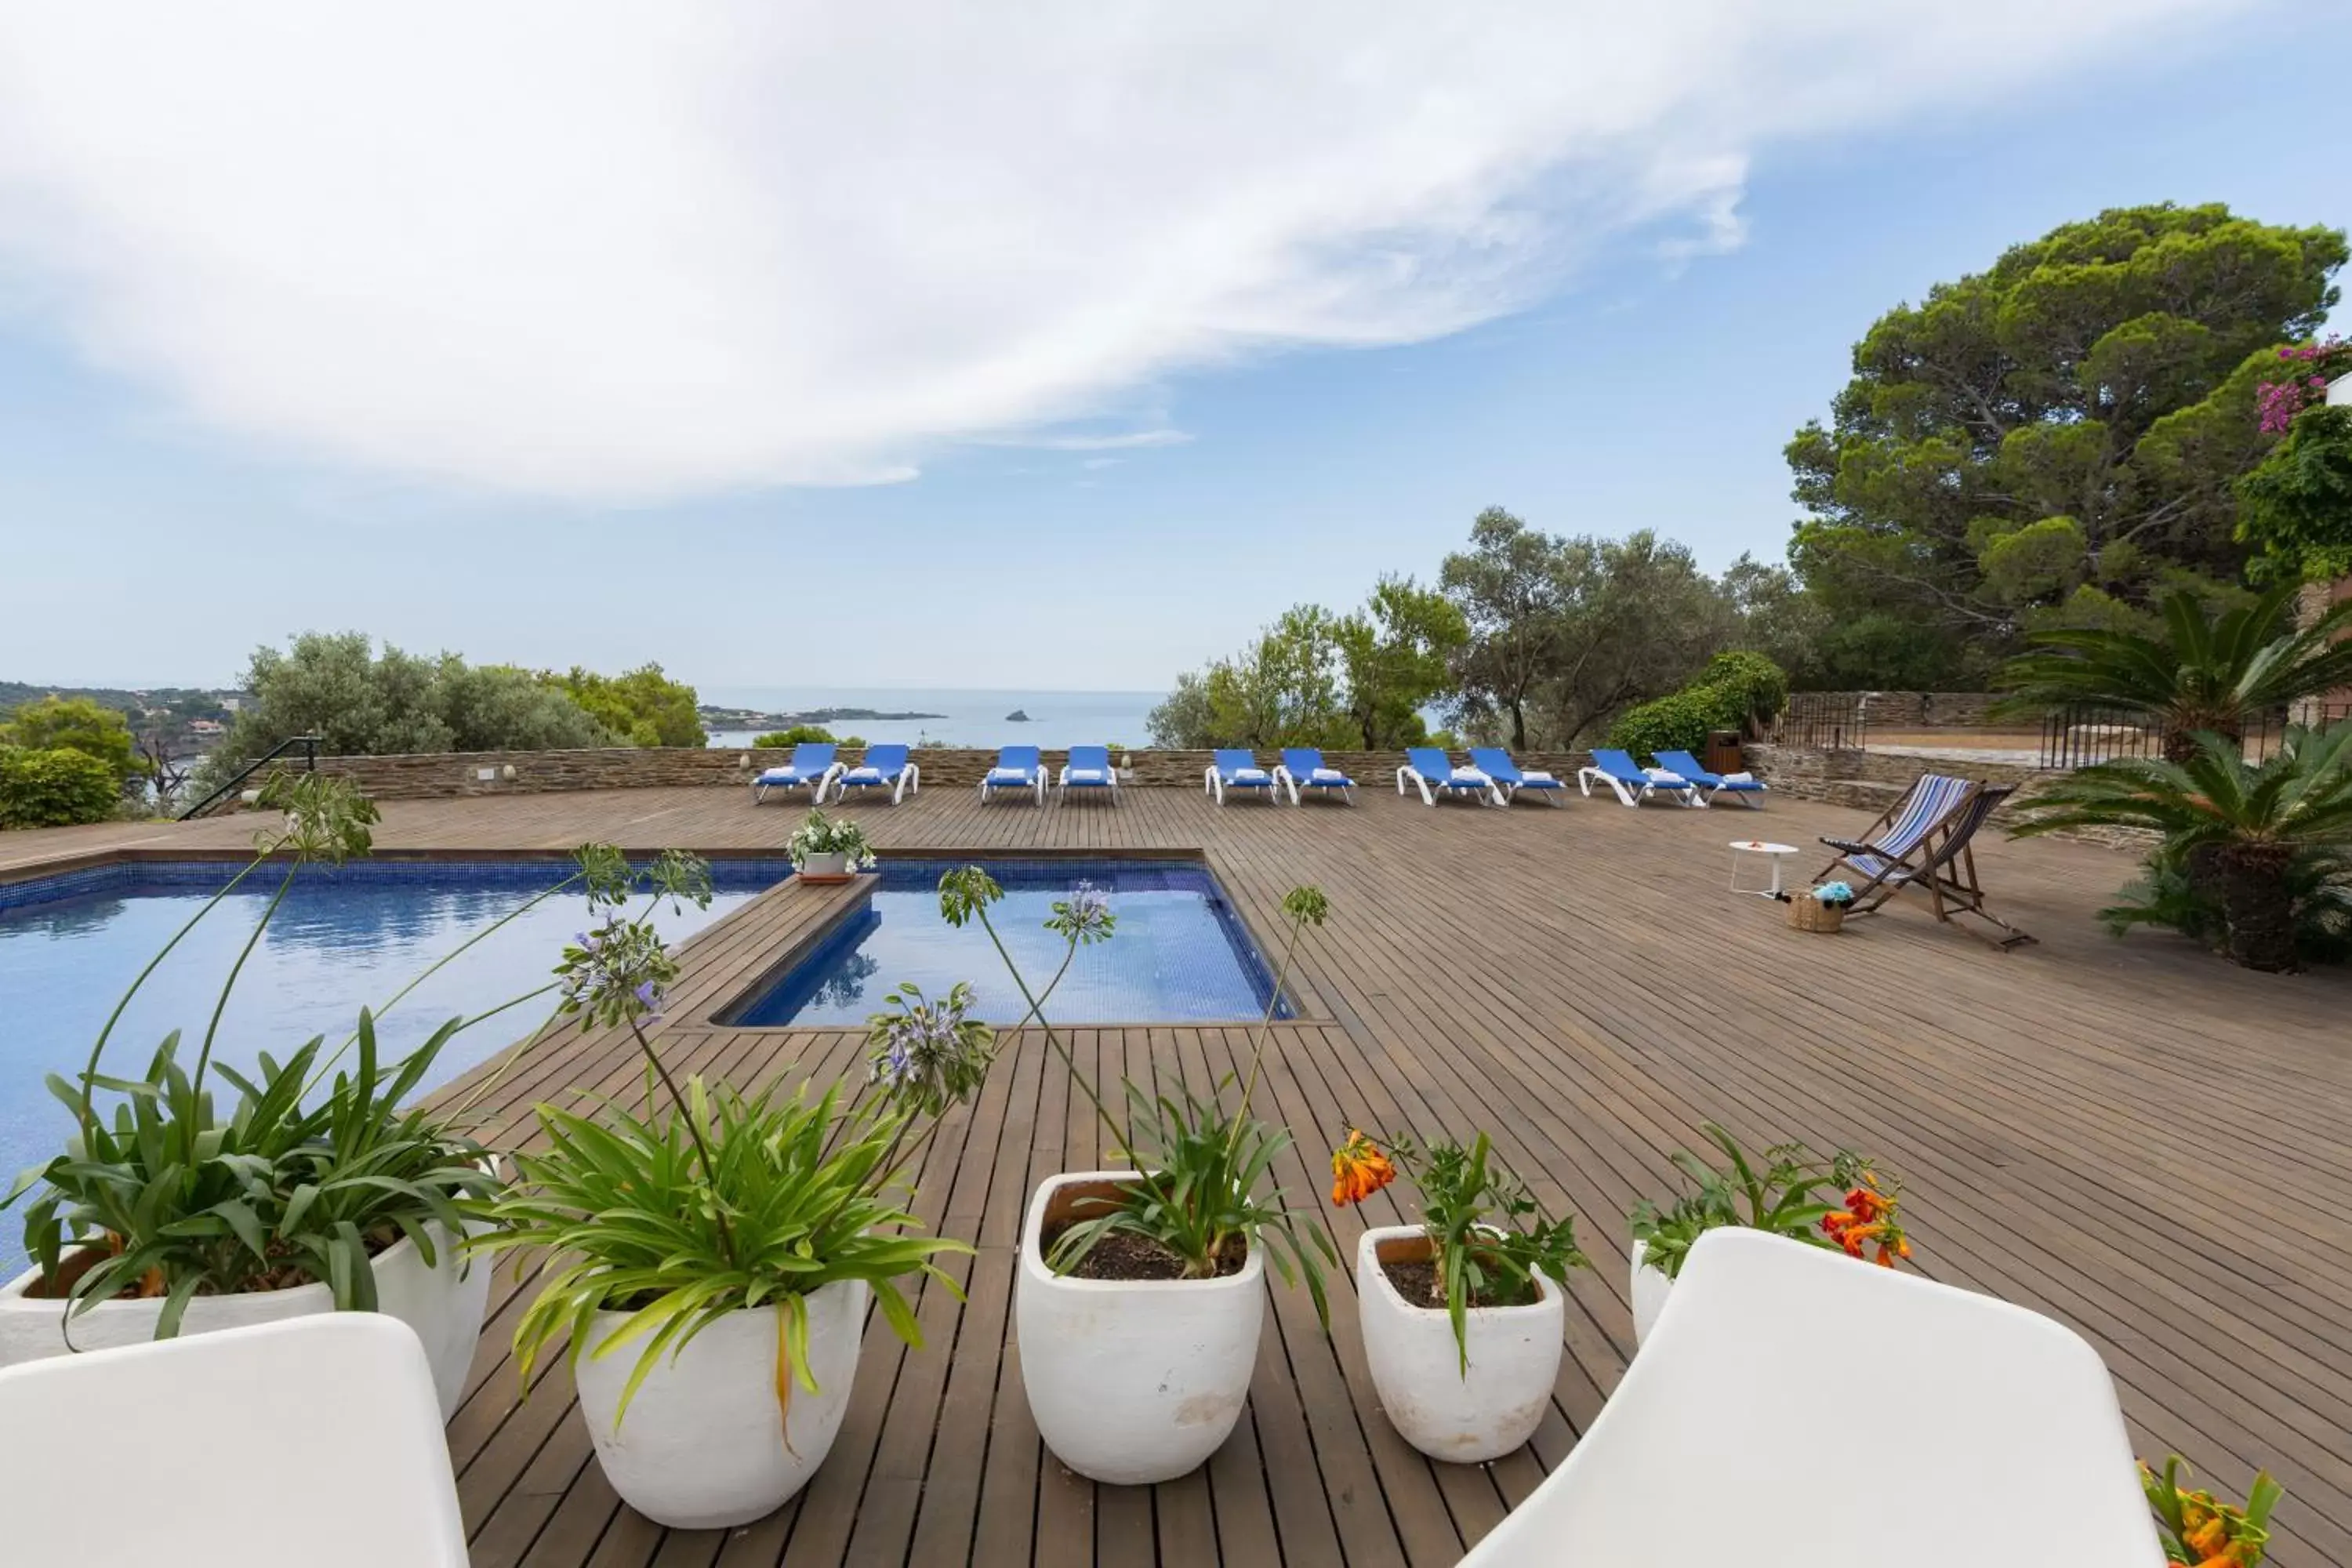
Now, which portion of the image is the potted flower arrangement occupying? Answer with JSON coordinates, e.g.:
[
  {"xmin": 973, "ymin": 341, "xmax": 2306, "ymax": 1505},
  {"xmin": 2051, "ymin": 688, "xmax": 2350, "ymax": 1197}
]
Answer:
[
  {"xmin": 788, "ymin": 808, "xmax": 875, "ymax": 884},
  {"xmin": 1330, "ymin": 1128, "xmax": 1587, "ymax": 1462},
  {"xmin": 0, "ymin": 776, "xmax": 504, "ymax": 1417},
  {"xmin": 1626, "ymin": 1124, "xmax": 1906, "ymax": 1343},
  {"xmin": 938, "ymin": 869, "xmax": 1336, "ymax": 1485},
  {"xmin": 2142, "ymin": 1455, "xmax": 2282, "ymax": 1566},
  {"xmin": 468, "ymin": 869, "xmax": 984, "ymax": 1529},
  {"xmin": 1786, "ymin": 879, "xmax": 1855, "ymax": 933}
]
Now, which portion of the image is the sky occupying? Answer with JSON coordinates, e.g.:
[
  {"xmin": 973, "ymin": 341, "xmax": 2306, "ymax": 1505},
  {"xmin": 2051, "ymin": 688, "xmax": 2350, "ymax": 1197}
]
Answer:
[{"xmin": 0, "ymin": 2, "xmax": 2344, "ymax": 698}]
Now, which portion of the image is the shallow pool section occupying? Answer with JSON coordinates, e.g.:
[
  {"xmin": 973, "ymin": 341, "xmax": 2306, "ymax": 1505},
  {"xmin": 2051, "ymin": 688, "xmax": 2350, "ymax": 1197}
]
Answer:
[
  {"xmin": 728, "ymin": 858, "xmax": 1288, "ymax": 1027},
  {"xmin": 0, "ymin": 858, "xmax": 784, "ymax": 1267}
]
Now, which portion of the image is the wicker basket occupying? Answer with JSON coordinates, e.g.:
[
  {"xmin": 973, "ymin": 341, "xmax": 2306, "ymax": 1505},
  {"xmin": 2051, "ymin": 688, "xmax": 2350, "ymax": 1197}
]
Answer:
[{"xmin": 1787, "ymin": 896, "xmax": 1846, "ymax": 935}]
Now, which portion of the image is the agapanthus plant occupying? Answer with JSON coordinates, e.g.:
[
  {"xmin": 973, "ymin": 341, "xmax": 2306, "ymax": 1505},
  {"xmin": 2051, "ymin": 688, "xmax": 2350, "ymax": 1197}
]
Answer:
[
  {"xmin": 940, "ymin": 867, "xmax": 1338, "ymax": 1320},
  {"xmin": 2, "ymin": 774, "xmax": 510, "ymax": 1334},
  {"xmin": 474, "ymin": 853, "xmax": 980, "ymax": 1426}
]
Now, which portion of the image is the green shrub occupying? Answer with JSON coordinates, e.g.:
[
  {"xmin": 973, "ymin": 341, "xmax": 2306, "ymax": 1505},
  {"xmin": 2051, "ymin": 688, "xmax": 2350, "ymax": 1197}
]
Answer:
[
  {"xmin": 1696, "ymin": 652, "xmax": 1788, "ymax": 732},
  {"xmin": 0, "ymin": 746, "xmax": 122, "ymax": 828},
  {"xmin": 1607, "ymin": 652, "xmax": 1789, "ymax": 757},
  {"xmin": 1606, "ymin": 690, "xmax": 1722, "ymax": 757},
  {"xmin": 753, "ymin": 726, "xmax": 835, "ymax": 747},
  {"xmin": 0, "ymin": 696, "xmax": 141, "ymax": 782}
]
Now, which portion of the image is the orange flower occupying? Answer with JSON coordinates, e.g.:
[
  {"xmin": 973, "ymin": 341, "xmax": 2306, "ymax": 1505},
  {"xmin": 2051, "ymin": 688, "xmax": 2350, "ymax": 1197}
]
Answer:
[
  {"xmin": 2183, "ymin": 1516, "xmax": 2229, "ymax": 1559},
  {"xmin": 1330, "ymin": 1130, "xmax": 1396, "ymax": 1207}
]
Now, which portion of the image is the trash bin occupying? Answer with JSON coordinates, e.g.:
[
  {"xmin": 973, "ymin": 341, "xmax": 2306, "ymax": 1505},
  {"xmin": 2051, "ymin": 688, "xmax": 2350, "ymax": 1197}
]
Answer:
[{"xmin": 1702, "ymin": 730, "xmax": 1744, "ymax": 776}]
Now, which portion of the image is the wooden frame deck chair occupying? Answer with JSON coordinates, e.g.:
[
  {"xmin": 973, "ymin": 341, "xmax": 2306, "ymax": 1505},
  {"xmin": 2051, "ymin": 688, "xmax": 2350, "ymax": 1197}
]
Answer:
[{"xmin": 1817, "ymin": 774, "xmax": 2034, "ymax": 949}]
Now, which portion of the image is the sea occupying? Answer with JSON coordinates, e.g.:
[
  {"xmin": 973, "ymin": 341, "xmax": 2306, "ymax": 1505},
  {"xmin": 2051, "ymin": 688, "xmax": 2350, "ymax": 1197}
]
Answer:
[{"xmin": 702, "ymin": 686, "xmax": 1164, "ymax": 750}]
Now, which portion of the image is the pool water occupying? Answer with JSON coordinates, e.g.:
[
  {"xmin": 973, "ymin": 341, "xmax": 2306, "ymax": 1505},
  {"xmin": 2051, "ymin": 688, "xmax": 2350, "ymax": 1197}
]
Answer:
[
  {"xmin": 0, "ymin": 858, "xmax": 784, "ymax": 1269},
  {"xmin": 730, "ymin": 859, "xmax": 1287, "ymax": 1027}
]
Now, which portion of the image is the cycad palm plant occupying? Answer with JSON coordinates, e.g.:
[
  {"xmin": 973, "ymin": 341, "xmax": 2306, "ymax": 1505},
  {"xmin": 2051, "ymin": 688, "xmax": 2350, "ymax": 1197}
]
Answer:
[
  {"xmin": 2009, "ymin": 724, "xmax": 2352, "ymax": 971},
  {"xmin": 1994, "ymin": 587, "xmax": 2352, "ymax": 764}
]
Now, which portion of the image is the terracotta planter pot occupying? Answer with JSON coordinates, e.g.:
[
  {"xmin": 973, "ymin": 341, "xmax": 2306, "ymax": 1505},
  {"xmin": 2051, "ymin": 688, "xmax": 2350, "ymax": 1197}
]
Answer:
[
  {"xmin": 1356, "ymin": 1225, "xmax": 1563, "ymax": 1462},
  {"xmin": 0, "ymin": 1221, "xmax": 489, "ymax": 1420},
  {"xmin": 572, "ymin": 1280, "xmax": 869, "ymax": 1530},
  {"xmin": 1015, "ymin": 1171, "xmax": 1264, "ymax": 1485}
]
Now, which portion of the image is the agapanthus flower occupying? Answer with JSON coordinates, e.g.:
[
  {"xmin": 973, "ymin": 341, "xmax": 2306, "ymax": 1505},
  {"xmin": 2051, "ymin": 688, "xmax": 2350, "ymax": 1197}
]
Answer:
[
  {"xmin": 865, "ymin": 981, "xmax": 997, "ymax": 1119},
  {"xmin": 1047, "ymin": 880, "xmax": 1117, "ymax": 945},
  {"xmin": 554, "ymin": 914, "xmax": 679, "ymax": 1033}
]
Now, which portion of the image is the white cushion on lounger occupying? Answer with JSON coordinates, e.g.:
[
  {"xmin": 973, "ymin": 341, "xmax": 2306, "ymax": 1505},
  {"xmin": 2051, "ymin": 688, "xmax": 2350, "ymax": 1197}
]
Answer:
[
  {"xmin": 1722, "ymin": 770, "xmax": 1756, "ymax": 783},
  {"xmin": 1454, "ymin": 768, "xmax": 1493, "ymax": 786},
  {"xmin": 1232, "ymin": 768, "xmax": 1269, "ymax": 782},
  {"xmin": 1519, "ymin": 769, "xmax": 1557, "ymax": 783},
  {"xmin": 1311, "ymin": 768, "xmax": 1348, "ymax": 782},
  {"xmin": 1644, "ymin": 767, "xmax": 1685, "ymax": 783}
]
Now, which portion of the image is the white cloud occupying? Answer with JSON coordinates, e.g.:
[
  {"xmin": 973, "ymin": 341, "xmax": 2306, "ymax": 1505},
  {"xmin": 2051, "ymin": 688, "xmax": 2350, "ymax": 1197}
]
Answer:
[
  {"xmin": 975, "ymin": 428, "xmax": 1193, "ymax": 453},
  {"xmin": 0, "ymin": 2, "xmax": 2248, "ymax": 502}
]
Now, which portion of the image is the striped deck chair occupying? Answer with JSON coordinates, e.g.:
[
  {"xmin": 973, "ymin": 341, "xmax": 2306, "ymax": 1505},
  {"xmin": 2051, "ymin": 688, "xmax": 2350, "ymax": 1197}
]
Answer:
[{"xmin": 1817, "ymin": 775, "xmax": 2034, "ymax": 949}]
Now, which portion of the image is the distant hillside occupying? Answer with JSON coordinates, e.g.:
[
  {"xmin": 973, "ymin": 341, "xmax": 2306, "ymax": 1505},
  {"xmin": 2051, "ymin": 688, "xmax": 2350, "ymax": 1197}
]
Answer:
[{"xmin": 1, "ymin": 681, "xmax": 237, "ymax": 720}]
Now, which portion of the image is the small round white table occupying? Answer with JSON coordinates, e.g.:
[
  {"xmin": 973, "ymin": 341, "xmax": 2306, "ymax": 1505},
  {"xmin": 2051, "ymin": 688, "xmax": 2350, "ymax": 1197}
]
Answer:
[{"xmin": 1728, "ymin": 840, "xmax": 1800, "ymax": 898}]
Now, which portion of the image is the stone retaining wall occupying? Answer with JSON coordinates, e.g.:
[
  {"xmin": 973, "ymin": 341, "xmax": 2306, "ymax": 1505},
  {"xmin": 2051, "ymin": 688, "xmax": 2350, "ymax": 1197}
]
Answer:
[
  {"xmin": 1744, "ymin": 744, "xmax": 2154, "ymax": 851},
  {"xmin": 270, "ymin": 746, "xmax": 1600, "ymax": 802},
  {"xmin": 1795, "ymin": 691, "xmax": 2005, "ymax": 728}
]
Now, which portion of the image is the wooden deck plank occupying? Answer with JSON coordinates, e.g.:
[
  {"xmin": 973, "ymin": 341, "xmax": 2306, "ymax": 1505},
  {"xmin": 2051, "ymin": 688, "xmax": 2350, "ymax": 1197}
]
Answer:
[{"xmin": 7, "ymin": 780, "xmax": 2349, "ymax": 1564}]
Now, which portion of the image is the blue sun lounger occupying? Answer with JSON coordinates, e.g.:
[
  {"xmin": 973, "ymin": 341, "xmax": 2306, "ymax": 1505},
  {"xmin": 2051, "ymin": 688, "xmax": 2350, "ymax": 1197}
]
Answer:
[
  {"xmin": 1058, "ymin": 744, "xmax": 1119, "ymax": 804},
  {"xmin": 1653, "ymin": 749, "xmax": 1766, "ymax": 808},
  {"xmin": 1276, "ymin": 748, "xmax": 1354, "ymax": 804},
  {"xmin": 1469, "ymin": 747, "xmax": 1567, "ymax": 807},
  {"xmin": 979, "ymin": 745, "xmax": 1045, "ymax": 806},
  {"xmin": 1577, "ymin": 748, "xmax": 1697, "ymax": 808},
  {"xmin": 1206, "ymin": 750, "xmax": 1277, "ymax": 804},
  {"xmin": 751, "ymin": 742, "xmax": 839, "ymax": 804},
  {"xmin": 1396, "ymin": 747, "xmax": 1502, "ymax": 807},
  {"xmin": 832, "ymin": 743, "xmax": 919, "ymax": 805}
]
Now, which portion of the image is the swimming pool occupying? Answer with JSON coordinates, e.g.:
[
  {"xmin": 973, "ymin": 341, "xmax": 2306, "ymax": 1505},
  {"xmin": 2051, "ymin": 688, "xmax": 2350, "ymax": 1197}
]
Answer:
[
  {"xmin": 728, "ymin": 858, "xmax": 1288, "ymax": 1027},
  {"xmin": 0, "ymin": 858, "xmax": 786, "ymax": 1269}
]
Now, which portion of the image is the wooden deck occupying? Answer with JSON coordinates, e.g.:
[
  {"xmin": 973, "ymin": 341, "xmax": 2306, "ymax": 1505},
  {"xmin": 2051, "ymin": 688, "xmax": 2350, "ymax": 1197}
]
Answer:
[{"xmin": 9, "ymin": 784, "xmax": 2351, "ymax": 1566}]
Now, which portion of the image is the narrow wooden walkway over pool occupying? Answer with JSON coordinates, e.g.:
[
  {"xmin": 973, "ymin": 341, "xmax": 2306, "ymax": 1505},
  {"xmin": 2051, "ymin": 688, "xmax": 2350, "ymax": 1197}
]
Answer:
[{"xmin": 9, "ymin": 782, "xmax": 2350, "ymax": 1565}]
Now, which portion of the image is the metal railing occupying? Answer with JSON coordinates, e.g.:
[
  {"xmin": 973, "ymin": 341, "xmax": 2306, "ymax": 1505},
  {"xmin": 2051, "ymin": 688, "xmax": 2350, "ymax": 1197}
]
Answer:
[
  {"xmin": 179, "ymin": 735, "xmax": 321, "ymax": 820},
  {"xmin": 2036, "ymin": 702, "xmax": 2352, "ymax": 770},
  {"xmin": 1770, "ymin": 693, "xmax": 1868, "ymax": 751}
]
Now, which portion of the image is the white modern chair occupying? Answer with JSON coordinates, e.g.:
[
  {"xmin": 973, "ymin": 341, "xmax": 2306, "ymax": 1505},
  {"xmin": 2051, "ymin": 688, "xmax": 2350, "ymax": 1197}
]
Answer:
[
  {"xmin": 0, "ymin": 1313, "xmax": 467, "ymax": 1566},
  {"xmin": 1457, "ymin": 1229, "xmax": 2165, "ymax": 1567}
]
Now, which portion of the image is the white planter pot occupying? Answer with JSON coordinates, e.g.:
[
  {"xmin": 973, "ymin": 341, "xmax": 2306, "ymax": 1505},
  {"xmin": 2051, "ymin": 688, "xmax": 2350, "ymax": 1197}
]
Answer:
[
  {"xmin": 798, "ymin": 850, "xmax": 851, "ymax": 879},
  {"xmin": 1630, "ymin": 1239, "xmax": 1673, "ymax": 1345},
  {"xmin": 1016, "ymin": 1171, "xmax": 1264, "ymax": 1485},
  {"xmin": 1356, "ymin": 1225, "xmax": 1563, "ymax": 1463},
  {"xmin": 572, "ymin": 1280, "xmax": 868, "ymax": 1530},
  {"xmin": 0, "ymin": 1221, "xmax": 489, "ymax": 1420}
]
